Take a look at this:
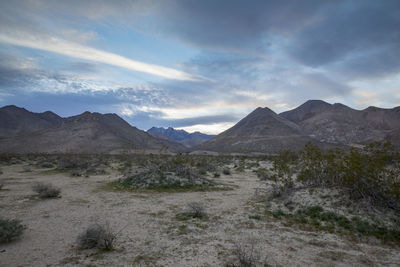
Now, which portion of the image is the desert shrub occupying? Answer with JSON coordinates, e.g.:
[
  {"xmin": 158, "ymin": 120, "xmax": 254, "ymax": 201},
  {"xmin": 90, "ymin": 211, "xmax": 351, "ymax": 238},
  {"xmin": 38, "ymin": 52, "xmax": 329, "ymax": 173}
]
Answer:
[
  {"xmin": 213, "ymin": 172, "xmax": 221, "ymax": 178},
  {"xmin": 297, "ymin": 141, "xmax": 400, "ymax": 210},
  {"xmin": 225, "ymin": 240, "xmax": 270, "ymax": 267},
  {"xmin": 297, "ymin": 143, "xmax": 343, "ymax": 186},
  {"xmin": 255, "ymin": 168, "xmax": 269, "ymax": 181},
  {"xmin": 57, "ymin": 157, "xmax": 89, "ymax": 170},
  {"xmin": 32, "ymin": 182, "xmax": 61, "ymax": 198},
  {"xmin": 0, "ymin": 218, "xmax": 25, "ymax": 243},
  {"xmin": 223, "ymin": 167, "xmax": 231, "ymax": 175},
  {"xmin": 118, "ymin": 165, "xmax": 215, "ymax": 191},
  {"xmin": 70, "ymin": 171, "xmax": 82, "ymax": 177},
  {"xmin": 269, "ymin": 183, "xmax": 294, "ymax": 200},
  {"xmin": 187, "ymin": 202, "xmax": 206, "ymax": 218},
  {"xmin": 270, "ymin": 150, "xmax": 298, "ymax": 184},
  {"xmin": 40, "ymin": 162, "xmax": 54, "ymax": 168},
  {"xmin": 0, "ymin": 179, "xmax": 4, "ymax": 190},
  {"xmin": 77, "ymin": 223, "xmax": 116, "ymax": 250}
]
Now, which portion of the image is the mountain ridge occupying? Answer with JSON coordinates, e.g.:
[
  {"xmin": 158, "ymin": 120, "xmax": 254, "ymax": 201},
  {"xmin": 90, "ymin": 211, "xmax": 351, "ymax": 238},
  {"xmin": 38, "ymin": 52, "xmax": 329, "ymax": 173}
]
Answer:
[
  {"xmin": 147, "ymin": 127, "xmax": 215, "ymax": 147},
  {"xmin": 0, "ymin": 106, "xmax": 185, "ymax": 153}
]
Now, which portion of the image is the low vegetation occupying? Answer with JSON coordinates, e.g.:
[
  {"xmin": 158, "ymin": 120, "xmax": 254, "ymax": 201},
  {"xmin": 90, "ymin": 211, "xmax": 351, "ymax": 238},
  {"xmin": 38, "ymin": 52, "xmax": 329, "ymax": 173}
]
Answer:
[
  {"xmin": 77, "ymin": 222, "xmax": 117, "ymax": 250},
  {"xmin": 32, "ymin": 182, "xmax": 61, "ymax": 198},
  {"xmin": 268, "ymin": 205, "xmax": 400, "ymax": 243},
  {"xmin": 268, "ymin": 141, "xmax": 400, "ymax": 211},
  {"xmin": 187, "ymin": 202, "xmax": 207, "ymax": 218},
  {"xmin": 0, "ymin": 218, "xmax": 25, "ymax": 244}
]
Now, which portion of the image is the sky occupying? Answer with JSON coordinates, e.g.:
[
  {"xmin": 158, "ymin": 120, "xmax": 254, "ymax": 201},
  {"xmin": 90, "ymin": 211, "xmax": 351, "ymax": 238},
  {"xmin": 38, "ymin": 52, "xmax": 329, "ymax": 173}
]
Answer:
[{"xmin": 0, "ymin": 0, "xmax": 400, "ymax": 134}]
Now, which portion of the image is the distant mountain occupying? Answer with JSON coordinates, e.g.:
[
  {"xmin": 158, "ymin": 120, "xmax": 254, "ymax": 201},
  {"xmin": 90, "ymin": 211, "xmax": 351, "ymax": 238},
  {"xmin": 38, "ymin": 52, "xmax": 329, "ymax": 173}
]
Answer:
[
  {"xmin": 280, "ymin": 100, "xmax": 400, "ymax": 145},
  {"xmin": 195, "ymin": 107, "xmax": 317, "ymax": 153},
  {"xmin": 0, "ymin": 106, "xmax": 185, "ymax": 153},
  {"xmin": 147, "ymin": 127, "xmax": 215, "ymax": 147}
]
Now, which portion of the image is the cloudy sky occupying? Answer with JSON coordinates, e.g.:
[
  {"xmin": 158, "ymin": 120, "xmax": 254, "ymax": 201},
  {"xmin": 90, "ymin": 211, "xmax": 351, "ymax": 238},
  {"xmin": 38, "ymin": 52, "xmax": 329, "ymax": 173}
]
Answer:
[{"xmin": 1, "ymin": 0, "xmax": 399, "ymax": 134}]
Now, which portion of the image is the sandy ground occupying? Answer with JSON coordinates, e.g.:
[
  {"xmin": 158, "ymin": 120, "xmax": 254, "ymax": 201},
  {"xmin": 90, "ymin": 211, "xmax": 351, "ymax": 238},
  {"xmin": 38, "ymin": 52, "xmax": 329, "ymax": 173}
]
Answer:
[{"xmin": 1, "ymin": 163, "xmax": 400, "ymax": 266}]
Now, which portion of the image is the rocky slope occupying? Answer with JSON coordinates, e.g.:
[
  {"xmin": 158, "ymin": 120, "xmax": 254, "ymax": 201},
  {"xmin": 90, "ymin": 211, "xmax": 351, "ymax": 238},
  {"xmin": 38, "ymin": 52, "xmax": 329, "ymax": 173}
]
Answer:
[
  {"xmin": 0, "ymin": 105, "xmax": 63, "ymax": 138},
  {"xmin": 280, "ymin": 100, "xmax": 400, "ymax": 145},
  {"xmin": 195, "ymin": 107, "xmax": 317, "ymax": 153},
  {"xmin": 0, "ymin": 106, "xmax": 185, "ymax": 153}
]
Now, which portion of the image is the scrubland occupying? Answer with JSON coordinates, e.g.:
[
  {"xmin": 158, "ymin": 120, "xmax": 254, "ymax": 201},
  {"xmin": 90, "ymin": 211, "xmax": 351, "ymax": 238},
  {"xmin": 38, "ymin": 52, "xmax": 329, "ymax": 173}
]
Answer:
[{"xmin": 1, "ymin": 142, "xmax": 400, "ymax": 266}]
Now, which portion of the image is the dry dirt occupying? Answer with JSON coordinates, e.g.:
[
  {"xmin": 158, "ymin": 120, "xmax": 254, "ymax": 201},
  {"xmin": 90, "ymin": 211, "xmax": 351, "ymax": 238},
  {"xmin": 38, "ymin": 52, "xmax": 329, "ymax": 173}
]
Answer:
[{"xmin": 1, "ymin": 163, "xmax": 399, "ymax": 266}]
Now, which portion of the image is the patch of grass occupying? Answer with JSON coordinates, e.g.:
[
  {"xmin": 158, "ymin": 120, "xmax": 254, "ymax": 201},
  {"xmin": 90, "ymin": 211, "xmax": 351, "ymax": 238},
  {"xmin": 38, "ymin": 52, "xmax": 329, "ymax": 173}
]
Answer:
[
  {"xmin": 271, "ymin": 205, "xmax": 400, "ymax": 244},
  {"xmin": 271, "ymin": 209, "xmax": 285, "ymax": 219},
  {"xmin": 248, "ymin": 214, "xmax": 262, "ymax": 220}
]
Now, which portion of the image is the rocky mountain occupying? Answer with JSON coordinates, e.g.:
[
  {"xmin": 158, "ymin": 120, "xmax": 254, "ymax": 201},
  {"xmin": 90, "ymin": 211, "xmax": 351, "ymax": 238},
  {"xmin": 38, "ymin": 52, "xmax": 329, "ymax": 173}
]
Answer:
[
  {"xmin": 0, "ymin": 105, "xmax": 63, "ymax": 138},
  {"xmin": 0, "ymin": 106, "xmax": 185, "ymax": 153},
  {"xmin": 195, "ymin": 107, "xmax": 317, "ymax": 153},
  {"xmin": 147, "ymin": 127, "xmax": 215, "ymax": 147},
  {"xmin": 280, "ymin": 100, "xmax": 400, "ymax": 146}
]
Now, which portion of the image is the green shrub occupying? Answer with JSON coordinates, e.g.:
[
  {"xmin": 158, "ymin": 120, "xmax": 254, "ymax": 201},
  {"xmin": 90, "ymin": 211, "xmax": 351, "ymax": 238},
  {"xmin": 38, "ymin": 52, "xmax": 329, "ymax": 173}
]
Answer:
[
  {"xmin": 296, "ymin": 142, "xmax": 400, "ymax": 210},
  {"xmin": 0, "ymin": 218, "xmax": 25, "ymax": 243}
]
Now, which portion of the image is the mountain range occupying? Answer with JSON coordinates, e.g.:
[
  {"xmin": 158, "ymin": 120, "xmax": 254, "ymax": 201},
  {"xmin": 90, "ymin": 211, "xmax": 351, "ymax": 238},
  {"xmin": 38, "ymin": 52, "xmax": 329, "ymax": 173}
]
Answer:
[
  {"xmin": 196, "ymin": 100, "xmax": 400, "ymax": 153},
  {"xmin": 147, "ymin": 127, "xmax": 215, "ymax": 148},
  {"xmin": 0, "ymin": 105, "xmax": 185, "ymax": 153},
  {"xmin": 1, "ymin": 100, "xmax": 399, "ymax": 154}
]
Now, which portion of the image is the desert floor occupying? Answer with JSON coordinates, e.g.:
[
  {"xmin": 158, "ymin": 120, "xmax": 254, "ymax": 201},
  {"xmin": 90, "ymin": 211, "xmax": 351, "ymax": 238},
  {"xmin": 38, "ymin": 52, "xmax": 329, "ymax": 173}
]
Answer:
[{"xmin": 1, "ymin": 163, "xmax": 400, "ymax": 266}]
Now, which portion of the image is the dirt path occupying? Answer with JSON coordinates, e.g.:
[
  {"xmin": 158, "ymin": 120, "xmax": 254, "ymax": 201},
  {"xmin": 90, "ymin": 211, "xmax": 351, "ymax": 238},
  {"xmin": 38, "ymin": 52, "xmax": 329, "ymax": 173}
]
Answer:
[{"xmin": 1, "ymin": 164, "xmax": 399, "ymax": 266}]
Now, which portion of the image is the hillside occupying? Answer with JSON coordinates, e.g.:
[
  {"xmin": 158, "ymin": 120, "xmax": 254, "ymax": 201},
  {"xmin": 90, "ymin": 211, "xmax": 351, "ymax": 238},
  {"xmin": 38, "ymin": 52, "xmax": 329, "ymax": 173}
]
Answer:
[
  {"xmin": 195, "ymin": 107, "xmax": 316, "ymax": 153},
  {"xmin": 280, "ymin": 100, "xmax": 400, "ymax": 145},
  {"xmin": 0, "ymin": 107, "xmax": 185, "ymax": 153}
]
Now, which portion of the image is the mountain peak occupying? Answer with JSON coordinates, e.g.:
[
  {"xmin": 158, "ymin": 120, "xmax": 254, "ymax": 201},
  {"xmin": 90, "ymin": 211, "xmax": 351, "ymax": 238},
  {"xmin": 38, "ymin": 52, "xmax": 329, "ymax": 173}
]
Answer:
[
  {"xmin": 147, "ymin": 126, "xmax": 214, "ymax": 147},
  {"xmin": 280, "ymin": 100, "xmax": 332, "ymax": 123}
]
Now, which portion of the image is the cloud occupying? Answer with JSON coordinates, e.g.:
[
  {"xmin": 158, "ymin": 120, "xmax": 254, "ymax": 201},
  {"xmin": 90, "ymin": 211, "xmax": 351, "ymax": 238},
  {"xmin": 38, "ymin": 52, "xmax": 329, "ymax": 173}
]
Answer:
[
  {"xmin": 288, "ymin": 1, "xmax": 400, "ymax": 76},
  {"xmin": 163, "ymin": 114, "xmax": 240, "ymax": 127},
  {"xmin": 0, "ymin": 31, "xmax": 200, "ymax": 81}
]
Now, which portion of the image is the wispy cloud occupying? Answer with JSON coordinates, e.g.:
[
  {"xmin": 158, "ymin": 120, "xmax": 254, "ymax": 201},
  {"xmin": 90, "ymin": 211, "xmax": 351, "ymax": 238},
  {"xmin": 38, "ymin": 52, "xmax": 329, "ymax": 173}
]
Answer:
[{"xmin": 0, "ymin": 31, "xmax": 200, "ymax": 81}]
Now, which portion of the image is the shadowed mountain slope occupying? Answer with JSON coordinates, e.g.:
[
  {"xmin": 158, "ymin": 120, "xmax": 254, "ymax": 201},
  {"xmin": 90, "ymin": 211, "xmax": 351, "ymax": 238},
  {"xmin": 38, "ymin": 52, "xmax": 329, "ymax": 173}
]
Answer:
[
  {"xmin": 0, "ymin": 107, "xmax": 185, "ymax": 153},
  {"xmin": 148, "ymin": 127, "xmax": 215, "ymax": 147},
  {"xmin": 280, "ymin": 100, "xmax": 400, "ymax": 145},
  {"xmin": 195, "ymin": 107, "xmax": 316, "ymax": 153},
  {"xmin": 0, "ymin": 105, "xmax": 63, "ymax": 138}
]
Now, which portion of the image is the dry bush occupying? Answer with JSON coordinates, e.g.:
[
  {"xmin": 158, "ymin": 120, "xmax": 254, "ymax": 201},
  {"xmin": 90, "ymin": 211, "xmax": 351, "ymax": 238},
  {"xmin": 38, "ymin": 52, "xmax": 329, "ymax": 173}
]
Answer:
[
  {"xmin": 77, "ymin": 222, "xmax": 117, "ymax": 250},
  {"xmin": 32, "ymin": 182, "xmax": 61, "ymax": 198},
  {"xmin": 226, "ymin": 240, "xmax": 271, "ymax": 267},
  {"xmin": 187, "ymin": 202, "xmax": 206, "ymax": 218},
  {"xmin": 223, "ymin": 167, "xmax": 231, "ymax": 175},
  {"xmin": 0, "ymin": 179, "xmax": 4, "ymax": 190}
]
